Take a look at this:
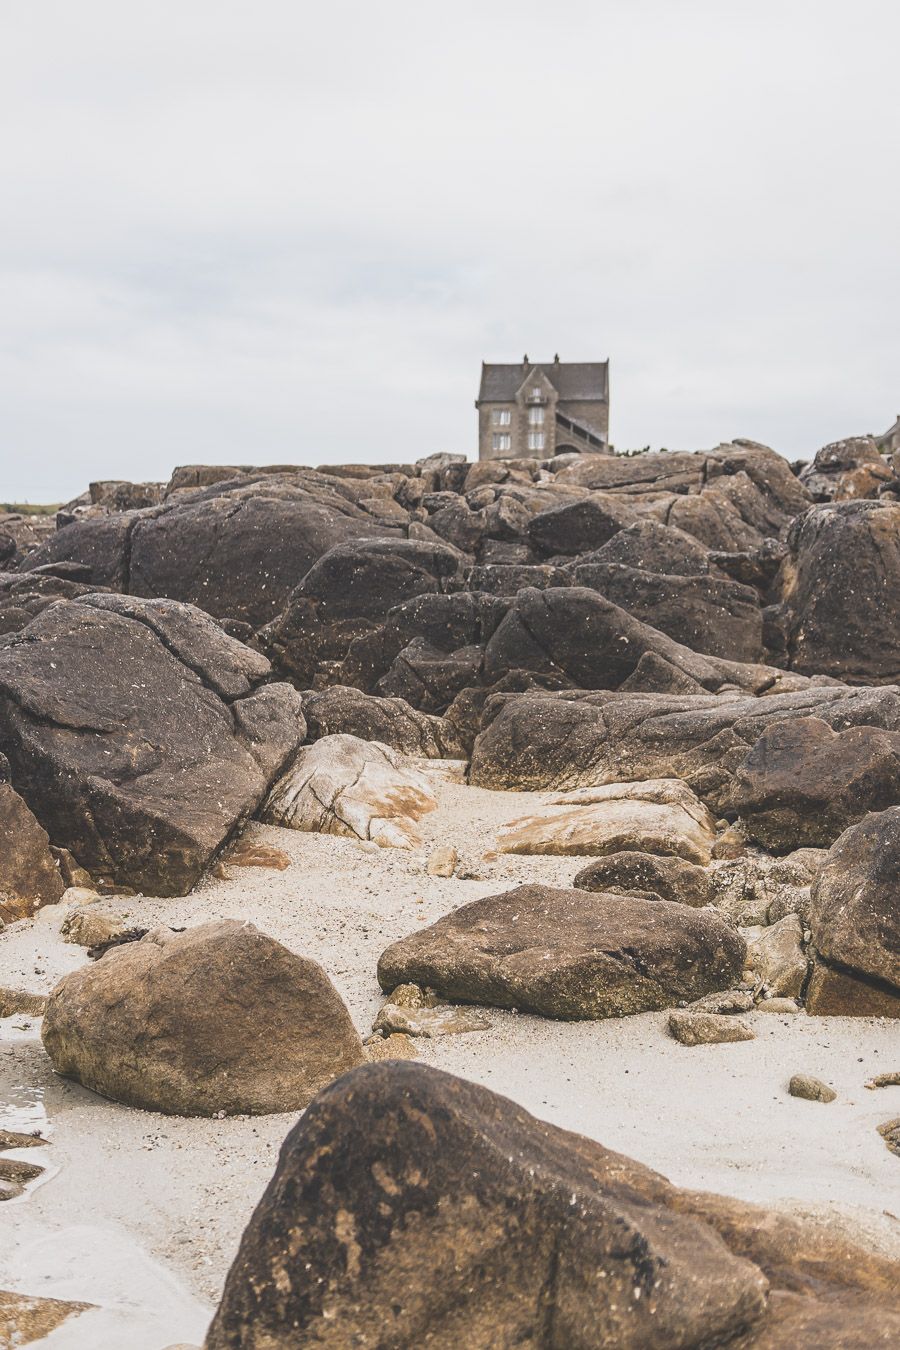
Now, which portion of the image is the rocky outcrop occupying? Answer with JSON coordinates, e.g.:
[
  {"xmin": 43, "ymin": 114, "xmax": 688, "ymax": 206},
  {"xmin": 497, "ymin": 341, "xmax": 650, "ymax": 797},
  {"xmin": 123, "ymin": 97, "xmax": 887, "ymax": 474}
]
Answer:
[
  {"xmin": 19, "ymin": 472, "xmax": 403, "ymax": 627},
  {"xmin": 470, "ymin": 685, "xmax": 900, "ymax": 809},
  {"xmin": 805, "ymin": 808, "xmax": 900, "ymax": 1015},
  {"xmin": 767, "ymin": 500, "xmax": 900, "ymax": 682},
  {"xmin": 0, "ymin": 595, "xmax": 303, "ymax": 895},
  {"xmin": 494, "ymin": 778, "xmax": 717, "ymax": 864},
  {"xmin": 731, "ymin": 717, "xmax": 900, "ymax": 850},
  {"xmin": 377, "ymin": 883, "xmax": 745, "ymax": 1019},
  {"xmin": 262, "ymin": 734, "xmax": 437, "ymax": 848},
  {"xmin": 206, "ymin": 1061, "xmax": 900, "ymax": 1350},
  {"xmin": 42, "ymin": 921, "xmax": 365, "ymax": 1115},
  {"xmin": 259, "ymin": 537, "xmax": 467, "ymax": 682}
]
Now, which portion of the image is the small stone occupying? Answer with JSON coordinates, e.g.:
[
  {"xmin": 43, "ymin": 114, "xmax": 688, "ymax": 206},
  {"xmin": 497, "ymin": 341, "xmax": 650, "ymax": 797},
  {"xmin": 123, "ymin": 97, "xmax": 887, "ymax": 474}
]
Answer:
[
  {"xmin": 365, "ymin": 1033, "xmax": 418, "ymax": 1061},
  {"xmin": 866, "ymin": 1071, "xmax": 900, "ymax": 1089},
  {"xmin": 711, "ymin": 824, "xmax": 748, "ymax": 860},
  {"xmin": 755, "ymin": 997, "xmax": 801, "ymax": 1014},
  {"xmin": 61, "ymin": 908, "xmax": 127, "ymax": 949},
  {"xmin": 0, "ymin": 988, "xmax": 48, "ymax": 1018},
  {"xmin": 668, "ymin": 1011, "xmax": 755, "ymax": 1046},
  {"xmin": 425, "ymin": 845, "xmax": 458, "ymax": 878},
  {"xmin": 373, "ymin": 984, "xmax": 490, "ymax": 1038},
  {"xmin": 788, "ymin": 1074, "xmax": 836, "ymax": 1102},
  {"xmin": 223, "ymin": 839, "xmax": 291, "ymax": 871},
  {"xmin": 877, "ymin": 1118, "xmax": 900, "ymax": 1156},
  {"xmin": 61, "ymin": 885, "xmax": 103, "ymax": 907}
]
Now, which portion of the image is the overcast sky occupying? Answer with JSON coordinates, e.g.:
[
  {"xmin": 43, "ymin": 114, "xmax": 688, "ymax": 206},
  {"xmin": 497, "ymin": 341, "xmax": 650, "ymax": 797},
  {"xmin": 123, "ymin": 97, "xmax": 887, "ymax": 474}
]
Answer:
[{"xmin": 2, "ymin": 1, "xmax": 899, "ymax": 501}]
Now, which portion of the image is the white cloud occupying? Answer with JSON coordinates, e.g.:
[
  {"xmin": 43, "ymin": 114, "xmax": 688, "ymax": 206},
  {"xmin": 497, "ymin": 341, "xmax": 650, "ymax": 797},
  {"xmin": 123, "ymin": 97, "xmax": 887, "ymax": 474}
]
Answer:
[{"xmin": 1, "ymin": 0, "xmax": 898, "ymax": 499}]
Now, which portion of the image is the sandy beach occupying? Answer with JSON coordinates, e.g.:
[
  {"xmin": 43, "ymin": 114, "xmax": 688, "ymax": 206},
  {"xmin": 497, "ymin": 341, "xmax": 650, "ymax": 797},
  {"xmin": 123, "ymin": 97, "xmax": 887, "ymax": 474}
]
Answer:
[{"xmin": 3, "ymin": 771, "xmax": 899, "ymax": 1348}]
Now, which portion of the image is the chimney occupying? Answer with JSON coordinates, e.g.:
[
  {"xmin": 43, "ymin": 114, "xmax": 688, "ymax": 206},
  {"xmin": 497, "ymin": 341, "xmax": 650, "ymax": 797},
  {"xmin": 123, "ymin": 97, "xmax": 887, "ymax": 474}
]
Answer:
[
  {"xmin": 554, "ymin": 353, "xmax": 560, "ymax": 363},
  {"xmin": 523, "ymin": 354, "xmax": 529, "ymax": 365}
]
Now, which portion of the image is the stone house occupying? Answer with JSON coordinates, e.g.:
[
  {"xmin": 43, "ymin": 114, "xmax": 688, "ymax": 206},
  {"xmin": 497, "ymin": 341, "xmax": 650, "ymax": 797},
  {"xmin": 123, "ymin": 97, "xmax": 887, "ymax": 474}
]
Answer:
[
  {"xmin": 876, "ymin": 415, "xmax": 900, "ymax": 454},
  {"xmin": 476, "ymin": 355, "xmax": 610, "ymax": 461}
]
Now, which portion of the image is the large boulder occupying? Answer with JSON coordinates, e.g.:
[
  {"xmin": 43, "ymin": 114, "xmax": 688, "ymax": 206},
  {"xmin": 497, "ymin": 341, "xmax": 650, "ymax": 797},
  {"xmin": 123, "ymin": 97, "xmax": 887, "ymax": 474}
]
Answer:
[
  {"xmin": 805, "ymin": 808, "xmax": 900, "ymax": 1015},
  {"xmin": 0, "ymin": 595, "xmax": 303, "ymax": 895},
  {"xmin": 494, "ymin": 779, "xmax": 717, "ymax": 864},
  {"xmin": 731, "ymin": 717, "xmax": 900, "ymax": 851},
  {"xmin": 580, "ymin": 518, "xmax": 714, "ymax": 576},
  {"xmin": 259, "ymin": 537, "xmax": 467, "ymax": 682},
  {"xmin": 262, "ymin": 734, "xmax": 437, "ymax": 849},
  {"xmin": 767, "ymin": 500, "xmax": 900, "ymax": 682},
  {"xmin": 42, "ymin": 920, "xmax": 365, "ymax": 1115},
  {"xmin": 301, "ymin": 685, "xmax": 466, "ymax": 758},
  {"xmin": 204, "ymin": 1062, "xmax": 769, "ymax": 1349},
  {"xmin": 207, "ymin": 1061, "xmax": 900, "ymax": 1348},
  {"xmin": 0, "ymin": 781, "xmax": 65, "ymax": 922},
  {"xmin": 470, "ymin": 684, "xmax": 900, "ymax": 811},
  {"xmin": 377, "ymin": 883, "xmax": 745, "ymax": 1019}
]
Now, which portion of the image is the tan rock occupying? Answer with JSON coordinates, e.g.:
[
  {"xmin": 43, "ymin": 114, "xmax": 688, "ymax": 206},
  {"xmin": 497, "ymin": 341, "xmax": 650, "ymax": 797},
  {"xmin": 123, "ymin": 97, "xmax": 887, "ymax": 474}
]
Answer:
[
  {"xmin": 788, "ymin": 1074, "xmax": 836, "ymax": 1103},
  {"xmin": 42, "ymin": 920, "xmax": 366, "ymax": 1116},
  {"xmin": 745, "ymin": 914, "xmax": 808, "ymax": 999},
  {"xmin": 755, "ymin": 997, "xmax": 801, "ymax": 1014},
  {"xmin": 668, "ymin": 1010, "xmax": 755, "ymax": 1046},
  {"xmin": 223, "ymin": 838, "xmax": 291, "ymax": 871},
  {"xmin": 263, "ymin": 734, "xmax": 437, "ymax": 849},
  {"xmin": 495, "ymin": 778, "xmax": 716, "ymax": 863},
  {"xmin": 61, "ymin": 908, "xmax": 127, "ymax": 949},
  {"xmin": 373, "ymin": 984, "xmax": 490, "ymax": 1038},
  {"xmin": 425, "ymin": 845, "xmax": 458, "ymax": 877},
  {"xmin": 0, "ymin": 783, "xmax": 64, "ymax": 923},
  {"xmin": 0, "ymin": 988, "xmax": 47, "ymax": 1017},
  {"xmin": 0, "ymin": 1290, "xmax": 91, "ymax": 1344},
  {"xmin": 366, "ymin": 1033, "xmax": 418, "ymax": 1061},
  {"xmin": 877, "ymin": 1118, "xmax": 900, "ymax": 1156}
]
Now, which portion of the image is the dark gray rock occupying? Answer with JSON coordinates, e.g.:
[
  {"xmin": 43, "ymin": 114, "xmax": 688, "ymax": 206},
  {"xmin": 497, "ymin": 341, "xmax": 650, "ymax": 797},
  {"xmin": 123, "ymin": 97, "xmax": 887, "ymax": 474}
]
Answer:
[{"xmin": 0, "ymin": 595, "xmax": 303, "ymax": 895}]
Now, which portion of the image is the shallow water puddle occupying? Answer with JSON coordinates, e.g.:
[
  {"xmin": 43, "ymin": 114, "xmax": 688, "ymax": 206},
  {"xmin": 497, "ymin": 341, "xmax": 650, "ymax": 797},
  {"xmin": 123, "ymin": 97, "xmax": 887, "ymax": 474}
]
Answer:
[{"xmin": 0, "ymin": 1075, "xmax": 56, "ymax": 1202}]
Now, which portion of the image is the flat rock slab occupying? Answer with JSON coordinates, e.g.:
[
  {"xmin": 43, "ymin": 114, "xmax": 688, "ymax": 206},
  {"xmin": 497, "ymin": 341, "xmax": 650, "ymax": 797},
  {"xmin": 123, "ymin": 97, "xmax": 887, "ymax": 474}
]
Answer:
[
  {"xmin": 0, "ymin": 595, "xmax": 303, "ymax": 895},
  {"xmin": 262, "ymin": 734, "xmax": 437, "ymax": 848},
  {"xmin": 494, "ymin": 778, "xmax": 716, "ymax": 864},
  {"xmin": 377, "ymin": 883, "xmax": 746, "ymax": 1020},
  {"xmin": 0, "ymin": 1289, "xmax": 92, "ymax": 1345},
  {"xmin": 42, "ymin": 920, "xmax": 365, "ymax": 1115}
]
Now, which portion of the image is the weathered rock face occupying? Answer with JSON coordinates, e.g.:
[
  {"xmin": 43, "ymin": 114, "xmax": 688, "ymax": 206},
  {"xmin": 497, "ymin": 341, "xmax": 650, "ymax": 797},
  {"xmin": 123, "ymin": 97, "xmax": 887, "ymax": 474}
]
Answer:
[
  {"xmin": 0, "ymin": 596, "xmax": 303, "ymax": 895},
  {"xmin": 0, "ymin": 782, "xmax": 65, "ymax": 923},
  {"xmin": 204, "ymin": 1062, "xmax": 769, "ymax": 1350},
  {"xmin": 805, "ymin": 807, "xmax": 900, "ymax": 1015},
  {"xmin": 799, "ymin": 436, "xmax": 895, "ymax": 502},
  {"xmin": 494, "ymin": 779, "xmax": 717, "ymax": 864},
  {"xmin": 42, "ymin": 921, "xmax": 365, "ymax": 1115},
  {"xmin": 565, "ymin": 561, "xmax": 764, "ymax": 662},
  {"xmin": 482, "ymin": 586, "xmax": 776, "ymax": 695},
  {"xmin": 301, "ymin": 685, "xmax": 466, "ymax": 758},
  {"xmin": 731, "ymin": 716, "xmax": 900, "ymax": 851},
  {"xmin": 527, "ymin": 494, "xmax": 634, "ymax": 556},
  {"xmin": 262, "ymin": 734, "xmax": 437, "ymax": 848},
  {"xmin": 259, "ymin": 538, "xmax": 467, "ymax": 682},
  {"xmin": 377, "ymin": 884, "xmax": 745, "ymax": 1020},
  {"xmin": 470, "ymin": 685, "xmax": 900, "ymax": 809},
  {"xmin": 580, "ymin": 518, "xmax": 715, "ymax": 576},
  {"xmin": 768, "ymin": 500, "xmax": 900, "ymax": 682},
  {"xmin": 573, "ymin": 851, "xmax": 714, "ymax": 907}
]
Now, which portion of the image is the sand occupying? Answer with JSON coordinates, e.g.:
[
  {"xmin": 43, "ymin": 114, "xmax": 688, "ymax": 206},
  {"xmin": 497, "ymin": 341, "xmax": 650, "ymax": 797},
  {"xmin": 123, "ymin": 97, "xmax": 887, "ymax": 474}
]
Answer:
[{"xmin": 2, "ymin": 770, "xmax": 899, "ymax": 1347}]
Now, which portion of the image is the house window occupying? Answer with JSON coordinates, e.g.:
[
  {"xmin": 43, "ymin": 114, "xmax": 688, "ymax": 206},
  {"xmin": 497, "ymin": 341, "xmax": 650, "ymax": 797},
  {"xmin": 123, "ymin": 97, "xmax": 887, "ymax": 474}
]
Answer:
[
  {"xmin": 492, "ymin": 433, "xmax": 511, "ymax": 452},
  {"xmin": 528, "ymin": 405, "xmax": 544, "ymax": 426},
  {"xmin": 492, "ymin": 408, "xmax": 511, "ymax": 426},
  {"xmin": 527, "ymin": 431, "xmax": 545, "ymax": 451},
  {"xmin": 528, "ymin": 386, "xmax": 545, "ymax": 403}
]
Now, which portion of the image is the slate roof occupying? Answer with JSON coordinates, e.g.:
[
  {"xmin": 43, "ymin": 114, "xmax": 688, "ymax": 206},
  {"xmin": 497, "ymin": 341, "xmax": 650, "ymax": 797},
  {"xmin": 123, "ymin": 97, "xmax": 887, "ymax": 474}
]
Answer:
[{"xmin": 478, "ymin": 360, "xmax": 609, "ymax": 404}]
